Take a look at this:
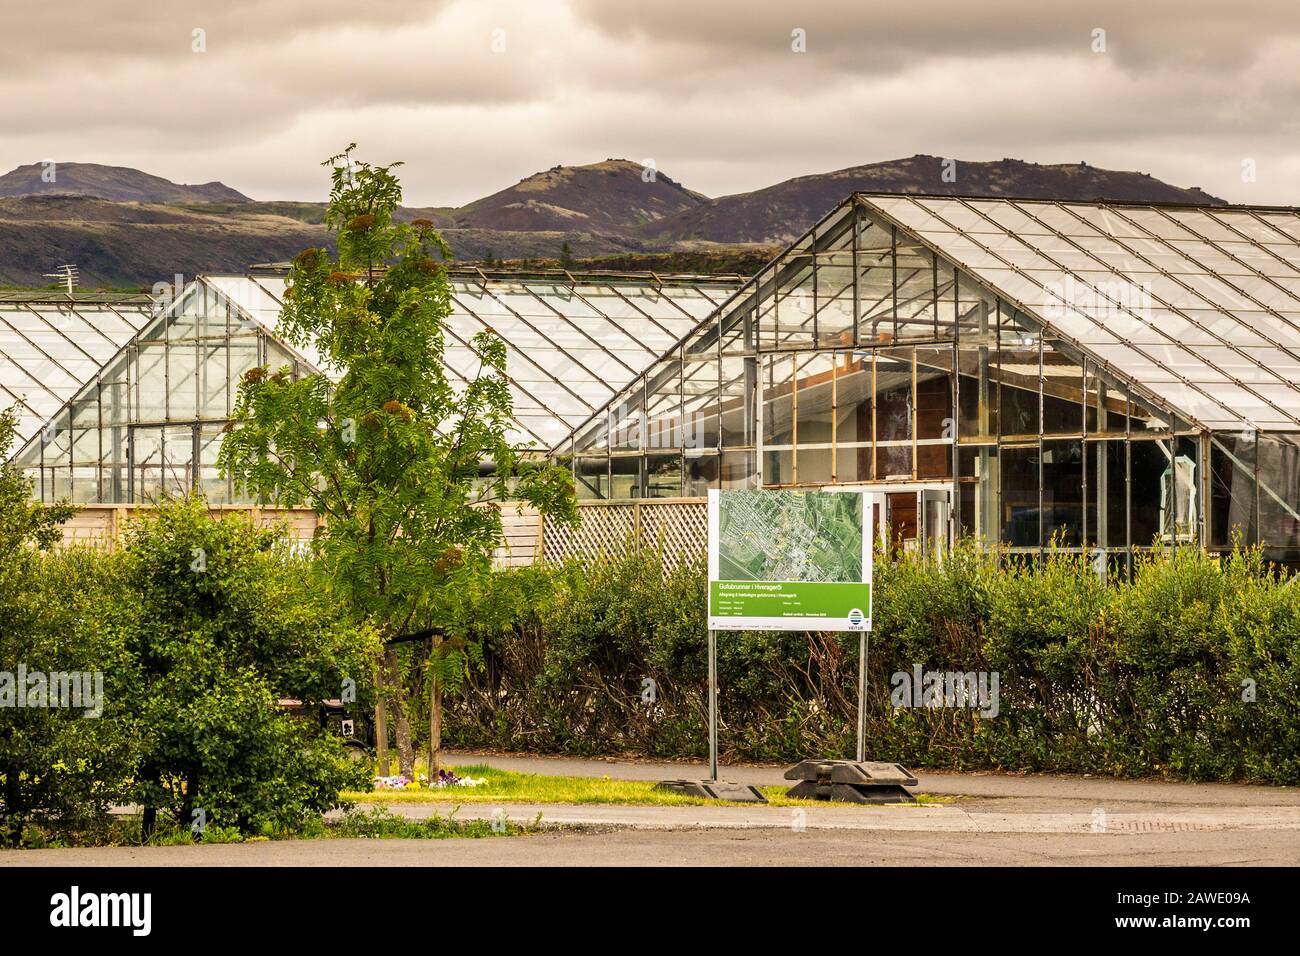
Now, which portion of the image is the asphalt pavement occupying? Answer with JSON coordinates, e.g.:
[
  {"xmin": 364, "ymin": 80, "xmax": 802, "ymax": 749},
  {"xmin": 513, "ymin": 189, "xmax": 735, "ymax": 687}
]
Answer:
[{"xmin": 5, "ymin": 751, "xmax": 1299, "ymax": 866}]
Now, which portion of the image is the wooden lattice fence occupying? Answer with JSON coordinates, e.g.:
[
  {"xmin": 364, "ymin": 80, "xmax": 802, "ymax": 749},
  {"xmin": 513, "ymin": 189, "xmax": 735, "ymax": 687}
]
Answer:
[
  {"xmin": 55, "ymin": 499, "xmax": 708, "ymax": 571},
  {"xmin": 56, "ymin": 502, "xmax": 545, "ymax": 569},
  {"xmin": 542, "ymin": 498, "xmax": 706, "ymax": 572}
]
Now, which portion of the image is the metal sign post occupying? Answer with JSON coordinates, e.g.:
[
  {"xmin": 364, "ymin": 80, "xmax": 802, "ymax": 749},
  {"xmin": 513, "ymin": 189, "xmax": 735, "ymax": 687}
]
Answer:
[
  {"xmin": 707, "ymin": 627, "xmax": 718, "ymax": 782},
  {"xmin": 658, "ymin": 621, "xmax": 762, "ymax": 802},
  {"xmin": 857, "ymin": 629, "xmax": 868, "ymax": 763}
]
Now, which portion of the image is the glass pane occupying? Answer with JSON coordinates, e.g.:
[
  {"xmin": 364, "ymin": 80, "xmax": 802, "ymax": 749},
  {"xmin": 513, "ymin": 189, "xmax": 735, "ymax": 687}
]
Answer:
[
  {"xmin": 875, "ymin": 349, "xmax": 913, "ymax": 479},
  {"xmin": 684, "ymin": 453, "xmax": 718, "ymax": 497},
  {"xmin": 763, "ymin": 354, "xmax": 794, "ymax": 446},
  {"xmin": 136, "ymin": 344, "xmax": 167, "ymax": 422},
  {"xmin": 794, "ymin": 353, "xmax": 835, "ymax": 444},
  {"xmin": 575, "ymin": 456, "xmax": 608, "ymax": 500},
  {"xmin": 836, "ymin": 444, "xmax": 871, "ymax": 484},
  {"xmin": 1129, "ymin": 439, "xmax": 1171, "ymax": 546},
  {"xmin": 644, "ymin": 453, "xmax": 681, "ymax": 498},
  {"xmin": 763, "ymin": 449, "xmax": 793, "ymax": 486},
  {"xmin": 610, "ymin": 456, "xmax": 642, "ymax": 499},
  {"xmin": 997, "ymin": 329, "xmax": 1040, "ymax": 437},
  {"xmin": 797, "ymin": 446, "xmax": 832, "ymax": 485},
  {"xmin": 168, "ymin": 340, "xmax": 198, "ymax": 420},
  {"xmin": 1042, "ymin": 438, "xmax": 1085, "ymax": 546},
  {"xmin": 1000, "ymin": 445, "xmax": 1039, "ymax": 547},
  {"xmin": 835, "ymin": 352, "xmax": 872, "ymax": 443},
  {"xmin": 1041, "ymin": 341, "xmax": 1084, "ymax": 435},
  {"xmin": 721, "ymin": 450, "xmax": 757, "ymax": 490},
  {"xmin": 1257, "ymin": 434, "xmax": 1300, "ymax": 553},
  {"xmin": 1209, "ymin": 435, "xmax": 1256, "ymax": 547},
  {"xmin": 719, "ymin": 355, "xmax": 755, "ymax": 448},
  {"xmin": 958, "ymin": 444, "xmax": 998, "ymax": 544},
  {"xmin": 957, "ymin": 337, "xmax": 997, "ymax": 440},
  {"xmin": 1098, "ymin": 440, "xmax": 1126, "ymax": 549},
  {"xmin": 915, "ymin": 346, "xmax": 952, "ymax": 479}
]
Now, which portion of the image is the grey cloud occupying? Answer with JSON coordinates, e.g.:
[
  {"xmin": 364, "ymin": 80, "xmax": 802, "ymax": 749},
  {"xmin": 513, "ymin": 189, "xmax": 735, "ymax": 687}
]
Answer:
[
  {"xmin": 0, "ymin": 0, "xmax": 1297, "ymax": 206},
  {"xmin": 0, "ymin": 0, "xmax": 437, "ymax": 73},
  {"xmin": 570, "ymin": 0, "xmax": 1300, "ymax": 72}
]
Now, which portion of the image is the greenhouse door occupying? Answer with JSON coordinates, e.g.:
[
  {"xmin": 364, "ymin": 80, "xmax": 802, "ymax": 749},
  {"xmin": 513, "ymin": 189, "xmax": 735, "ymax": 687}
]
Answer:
[
  {"xmin": 872, "ymin": 485, "xmax": 951, "ymax": 557},
  {"xmin": 918, "ymin": 489, "xmax": 950, "ymax": 559}
]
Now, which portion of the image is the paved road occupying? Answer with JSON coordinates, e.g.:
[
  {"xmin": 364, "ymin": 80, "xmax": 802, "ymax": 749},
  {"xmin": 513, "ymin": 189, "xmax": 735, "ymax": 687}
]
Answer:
[
  {"xmin": 4, "ymin": 752, "xmax": 1299, "ymax": 866},
  {"xmin": 7, "ymin": 828, "xmax": 1298, "ymax": 866},
  {"xmin": 362, "ymin": 800, "xmax": 1300, "ymax": 833}
]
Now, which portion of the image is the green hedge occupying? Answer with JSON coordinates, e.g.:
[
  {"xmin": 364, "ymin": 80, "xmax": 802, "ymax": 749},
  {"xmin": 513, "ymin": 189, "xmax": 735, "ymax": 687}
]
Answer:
[{"xmin": 442, "ymin": 546, "xmax": 1300, "ymax": 784}]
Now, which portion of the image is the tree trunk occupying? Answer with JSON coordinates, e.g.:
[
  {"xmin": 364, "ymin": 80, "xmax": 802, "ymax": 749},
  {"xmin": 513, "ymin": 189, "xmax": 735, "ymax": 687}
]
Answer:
[
  {"xmin": 374, "ymin": 660, "xmax": 389, "ymax": 776},
  {"xmin": 140, "ymin": 762, "xmax": 159, "ymax": 842},
  {"xmin": 3, "ymin": 767, "xmax": 23, "ymax": 848},
  {"xmin": 427, "ymin": 634, "xmax": 443, "ymax": 776},
  {"xmin": 383, "ymin": 646, "xmax": 416, "ymax": 778},
  {"xmin": 180, "ymin": 767, "xmax": 199, "ymax": 838}
]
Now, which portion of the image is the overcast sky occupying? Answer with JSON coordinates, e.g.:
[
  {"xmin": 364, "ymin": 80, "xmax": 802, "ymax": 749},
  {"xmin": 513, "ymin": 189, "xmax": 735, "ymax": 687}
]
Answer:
[{"xmin": 3, "ymin": 0, "xmax": 1298, "ymax": 206}]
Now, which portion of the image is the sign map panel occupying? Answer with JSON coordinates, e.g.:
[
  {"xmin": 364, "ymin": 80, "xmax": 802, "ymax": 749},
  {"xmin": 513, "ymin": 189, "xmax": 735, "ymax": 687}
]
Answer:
[{"xmin": 707, "ymin": 489, "xmax": 872, "ymax": 631}]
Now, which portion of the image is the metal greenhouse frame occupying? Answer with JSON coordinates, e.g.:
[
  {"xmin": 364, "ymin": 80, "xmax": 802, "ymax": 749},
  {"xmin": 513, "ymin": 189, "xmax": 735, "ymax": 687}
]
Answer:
[{"xmin": 557, "ymin": 194, "xmax": 1300, "ymax": 568}]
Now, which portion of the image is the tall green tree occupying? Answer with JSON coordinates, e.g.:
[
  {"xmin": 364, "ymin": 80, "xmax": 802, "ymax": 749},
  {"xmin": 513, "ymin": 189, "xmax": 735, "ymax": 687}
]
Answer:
[{"xmin": 219, "ymin": 146, "xmax": 576, "ymax": 776}]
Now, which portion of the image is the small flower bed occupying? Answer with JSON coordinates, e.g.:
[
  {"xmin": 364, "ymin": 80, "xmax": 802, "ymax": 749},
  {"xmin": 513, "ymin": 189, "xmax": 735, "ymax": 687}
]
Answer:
[
  {"xmin": 372, "ymin": 770, "xmax": 486, "ymax": 791},
  {"xmin": 431, "ymin": 769, "xmax": 486, "ymax": 788},
  {"xmin": 373, "ymin": 775, "xmax": 416, "ymax": 790}
]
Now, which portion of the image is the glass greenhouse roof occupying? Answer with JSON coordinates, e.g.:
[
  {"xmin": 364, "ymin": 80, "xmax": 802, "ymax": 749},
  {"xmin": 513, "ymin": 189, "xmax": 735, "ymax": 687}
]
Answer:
[
  {"xmin": 204, "ymin": 270, "xmax": 741, "ymax": 449},
  {"xmin": 861, "ymin": 194, "xmax": 1300, "ymax": 431},
  {"xmin": 0, "ymin": 292, "xmax": 154, "ymax": 446}
]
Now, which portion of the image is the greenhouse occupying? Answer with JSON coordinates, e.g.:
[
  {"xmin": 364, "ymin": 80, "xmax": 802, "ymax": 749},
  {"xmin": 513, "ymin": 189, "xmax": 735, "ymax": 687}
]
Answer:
[
  {"xmin": 6, "ymin": 269, "xmax": 739, "ymax": 505},
  {"xmin": 556, "ymin": 193, "xmax": 1300, "ymax": 567},
  {"xmin": 5, "ymin": 193, "xmax": 1300, "ymax": 567},
  {"xmin": 0, "ymin": 290, "xmax": 155, "ymax": 451}
]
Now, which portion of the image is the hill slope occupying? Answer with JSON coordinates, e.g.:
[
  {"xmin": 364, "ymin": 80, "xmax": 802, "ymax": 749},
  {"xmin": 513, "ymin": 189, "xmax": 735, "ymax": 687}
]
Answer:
[
  {"xmin": 0, "ymin": 162, "xmax": 249, "ymax": 203},
  {"xmin": 0, "ymin": 155, "xmax": 1229, "ymax": 287},
  {"xmin": 644, "ymin": 155, "xmax": 1226, "ymax": 245},
  {"xmin": 453, "ymin": 159, "xmax": 705, "ymax": 232},
  {"xmin": 0, "ymin": 196, "xmax": 320, "ymax": 287}
]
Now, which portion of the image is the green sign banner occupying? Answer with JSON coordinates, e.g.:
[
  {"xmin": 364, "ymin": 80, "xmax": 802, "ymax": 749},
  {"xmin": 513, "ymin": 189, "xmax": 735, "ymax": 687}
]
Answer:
[{"xmin": 707, "ymin": 489, "xmax": 873, "ymax": 632}]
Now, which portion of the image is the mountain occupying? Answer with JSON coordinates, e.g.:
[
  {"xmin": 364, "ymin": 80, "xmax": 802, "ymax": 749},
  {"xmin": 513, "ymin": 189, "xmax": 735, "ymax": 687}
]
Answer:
[
  {"xmin": 0, "ymin": 162, "xmax": 249, "ymax": 203},
  {"xmin": 0, "ymin": 155, "xmax": 1228, "ymax": 288},
  {"xmin": 0, "ymin": 195, "xmax": 320, "ymax": 287},
  {"xmin": 452, "ymin": 159, "xmax": 706, "ymax": 232},
  {"xmin": 643, "ymin": 155, "xmax": 1227, "ymax": 245}
]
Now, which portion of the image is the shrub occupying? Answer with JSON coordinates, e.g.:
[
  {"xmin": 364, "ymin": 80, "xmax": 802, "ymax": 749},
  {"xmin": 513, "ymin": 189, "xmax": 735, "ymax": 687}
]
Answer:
[
  {"xmin": 0, "ymin": 548, "xmax": 140, "ymax": 847},
  {"xmin": 115, "ymin": 498, "xmax": 378, "ymax": 837},
  {"xmin": 440, "ymin": 544, "xmax": 1300, "ymax": 785},
  {"xmin": 0, "ymin": 407, "xmax": 138, "ymax": 847}
]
